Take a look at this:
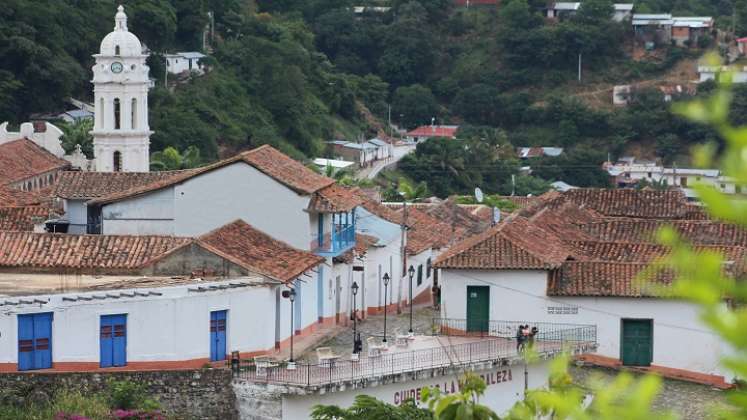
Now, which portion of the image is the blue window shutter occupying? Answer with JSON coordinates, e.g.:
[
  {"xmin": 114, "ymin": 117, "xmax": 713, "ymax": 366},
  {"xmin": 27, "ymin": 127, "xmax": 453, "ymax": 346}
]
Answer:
[
  {"xmin": 100, "ymin": 316, "xmax": 113, "ymax": 368},
  {"xmin": 33, "ymin": 313, "xmax": 52, "ymax": 370},
  {"xmin": 17, "ymin": 315, "xmax": 34, "ymax": 371},
  {"xmin": 112, "ymin": 315, "xmax": 127, "ymax": 367}
]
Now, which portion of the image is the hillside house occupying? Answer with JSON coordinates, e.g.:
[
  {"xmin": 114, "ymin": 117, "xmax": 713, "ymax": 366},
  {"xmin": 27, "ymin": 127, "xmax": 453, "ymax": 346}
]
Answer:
[
  {"xmin": 328, "ymin": 141, "xmax": 378, "ymax": 167},
  {"xmin": 546, "ymin": 3, "xmax": 633, "ymax": 22},
  {"xmin": 698, "ymin": 65, "xmax": 747, "ymax": 83},
  {"xmin": 404, "ymin": 125, "xmax": 459, "ymax": 143},
  {"xmin": 165, "ymin": 52, "xmax": 207, "ymax": 75},
  {"xmin": 605, "ymin": 158, "xmax": 740, "ymax": 195},
  {"xmin": 435, "ymin": 189, "xmax": 738, "ymax": 387},
  {"xmin": 517, "ymin": 147, "xmax": 564, "ymax": 159},
  {"xmin": 671, "ymin": 17, "xmax": 713, "ymax": 47},
  {"xmin": 633, "ymin": 14, "xmax": 673, "ymax": 46}
]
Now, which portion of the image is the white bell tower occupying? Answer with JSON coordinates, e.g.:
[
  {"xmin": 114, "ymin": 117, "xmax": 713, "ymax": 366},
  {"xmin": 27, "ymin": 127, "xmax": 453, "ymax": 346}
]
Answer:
[{"xmin": 91, "ymin": 5, "xmax": 152, "ymax": 172}]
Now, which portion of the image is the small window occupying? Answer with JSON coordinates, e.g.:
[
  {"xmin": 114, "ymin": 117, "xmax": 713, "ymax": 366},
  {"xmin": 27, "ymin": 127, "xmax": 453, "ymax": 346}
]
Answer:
[
  {"xmin": 426, "ymin": 258, "xmax": 432, "ymax": 278},
  {"xmin": 131, "ymin": 98, "xmax": 137, "ymax": 130},
  {"xmin": 417, "ymin": 264, "xmax": 423, "ymax": 286},
  {"xmin": 737, "ymin": 185, "xmax": 742, "ymax": 194},
  {"xmin": 131, "ymin": 64, "xmax": 136, "ymax": 70},
  {"xmin": 721, "ymin": 183, "xmax": 726, "ymax": 189},
  {"xmin": 647, "ymin": 172, "xmax": 652, "ymax": 178},
  {"xmin": 113, "ymin": 98, "xmax": 121, "ymax": 129},
  {"xmin": 680, "ymin": 177, "xmax": 688, "ymax": 187},
  {"xmin": 113, "ymin": 151, "xmax": 122, "ymax": 172},
  {"xmin": 115, "ymin": 45, "xmax": 120, "ymax": 55}
]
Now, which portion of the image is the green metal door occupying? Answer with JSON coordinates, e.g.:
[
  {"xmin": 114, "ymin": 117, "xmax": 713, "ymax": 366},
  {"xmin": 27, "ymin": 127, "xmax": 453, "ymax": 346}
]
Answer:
[
  {"xmin": 621, "ymin": 319, "xmax": 653, "ymax": 366},
  {"xmin": 466, "ymin": 286, "xmax": 489, "ymax": 332}
]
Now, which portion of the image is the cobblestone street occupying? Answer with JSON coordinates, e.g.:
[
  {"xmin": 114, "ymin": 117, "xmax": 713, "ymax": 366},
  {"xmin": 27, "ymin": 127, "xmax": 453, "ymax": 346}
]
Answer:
[{"xmin": 301, "ymin": 307, "xmax": 729, "ymax": 419}]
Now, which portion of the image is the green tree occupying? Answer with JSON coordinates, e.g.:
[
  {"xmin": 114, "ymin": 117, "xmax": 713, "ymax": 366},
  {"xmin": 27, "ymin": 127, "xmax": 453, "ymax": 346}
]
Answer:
[
  {"xmin": 150, "ymin": 145, "xmax": 202, "ymax": 171},
  {"xmin": 422, "ymin": 372, "xmax": 500, "ymax": 419},
  {"xmin": 392, "ymin": 84, "xmax": 440, "ymax": 129},
  {"xmin": 311, "ymin": 394, "xmax": 431, "ymax": 419},
  {"xmin": 59, "ymin": 118, "xmax": 94, "ymax": 158}
]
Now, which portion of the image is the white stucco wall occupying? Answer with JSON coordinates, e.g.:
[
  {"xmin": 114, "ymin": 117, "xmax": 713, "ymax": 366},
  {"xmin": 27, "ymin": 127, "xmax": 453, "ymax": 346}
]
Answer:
[
  {"xmin": 103, "ymin": 188, "xmax": 175, "ymax": 235},
  {"xmin": 98, "ymin": 162, "xmax": 314, "ymax": 249},
  {"xmin": 281, "ymin": 360, "xmax": 551, "ymax": 419},
  {"xmin": 440, "ymin": 269, "xmax": 732, "ymax": 380},
  {"xmin": 65, "ymin": 199, "xmax": 88, "ymax": 235},
  {"xmin": 0, "ymin": 280, "xmax": 279, "ymax": 367}
]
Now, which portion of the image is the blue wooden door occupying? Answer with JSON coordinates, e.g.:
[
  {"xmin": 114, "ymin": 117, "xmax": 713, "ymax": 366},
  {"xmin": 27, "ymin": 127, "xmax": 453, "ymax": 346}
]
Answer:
[
  {"xmin": 100, "ymin": 314, "xmax": 127, "ymax": 368},
  {"xmin": 210, "ymin": 310, "xmax": 227, "ymax": 362},
  {"xmin": 18, "ymin": 313, "xmax": 53, "ymax": 371}
]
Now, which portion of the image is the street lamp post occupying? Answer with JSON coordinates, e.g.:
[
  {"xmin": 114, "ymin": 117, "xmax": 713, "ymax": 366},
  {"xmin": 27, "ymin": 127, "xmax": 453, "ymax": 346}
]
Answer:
[
  {"xmin": 382, "ymin": 273, "xmax": 390, "ymax": 343},
  {"xmin": 408, "ymin": 265, "xmax": 415, "ymax": 335},
  {"xmin": 351, "ymin": 281, "xmax": 361, "ymax": 355},
  {"xmin": 282, "ymin": 287, "xmax": 297, "ymax": 368}
]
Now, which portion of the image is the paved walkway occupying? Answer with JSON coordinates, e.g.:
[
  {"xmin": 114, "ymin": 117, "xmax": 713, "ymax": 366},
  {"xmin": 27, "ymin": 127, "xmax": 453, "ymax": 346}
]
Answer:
[
  {"xmin": 356, "ymin": 144, "xmax": 415, "ymax": 180},
  {"xmin": 307, "ymin": 306, "xmax": 437, "ymax": 358}
]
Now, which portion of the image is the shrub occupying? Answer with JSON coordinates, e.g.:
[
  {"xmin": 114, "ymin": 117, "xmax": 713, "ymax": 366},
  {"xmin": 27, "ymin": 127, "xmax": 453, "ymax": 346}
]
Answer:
[{"xmin": 107, "ymin": 381, "xmax": 159, "ymax": 411}]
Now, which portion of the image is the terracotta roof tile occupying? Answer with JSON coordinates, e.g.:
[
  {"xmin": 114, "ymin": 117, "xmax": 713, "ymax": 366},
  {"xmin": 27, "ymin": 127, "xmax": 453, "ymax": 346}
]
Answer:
[
  {"xmin": 0, "ymin": 207, "xmax": 54, "ymax": 231},
  {"xmin": 434, "ymin": 216, "xmax": 572, "ymax": 270},
  {"xmin": 544, "ymin": 189, "xmax": 690, "ymax": 219},
  {"xmin": 421, "ymin": 199, "xmax": 491, "ymax": 236},
  {"xmin": 0, "ymin": 232, "xmax": 192, "ymax": 271},
  {"xmin": 242, "ymin": 145, "xmax": 334, "ymax": 194},
  {"xmin": 0, "ymin": 139, "xmax": 70, "ymax": 185},
  {"xmin": 571, "ymin": 240, "xmax": 747, "ymax": 269},
  {"xmin": 197, "ymin": 220, "xmax": 324, "ymax": 283},
  {"xmin": 54, "ymin": 171, "xmax": 191, "ymax": 200},
  {"xmin": 404, "ymin": 206, "xmax": 464, "ymax": 255},
  {"xmin": 548, "ymin": 262, "xmax": 675, "ymax": 297},
  {"xmin": 308, "ymin": 184, "xmax": 363, "ymax": 213},
  {"xmin": 0, "ymin": 185, "xmax": 51, "ymax": 207},
  {"xmin": 579, "ymin": 219, "xmax": 747, "ymax": 246},
  {"xmin": 86, "ymin": 145, "xmax": 334, "ymax": 205}
]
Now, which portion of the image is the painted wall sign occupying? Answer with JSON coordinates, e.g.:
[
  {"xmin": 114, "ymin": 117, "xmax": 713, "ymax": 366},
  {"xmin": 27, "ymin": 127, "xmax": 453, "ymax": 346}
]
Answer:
[{"xmin": 393, "ymin": 368, "xmax": 513, "ymax": 405}]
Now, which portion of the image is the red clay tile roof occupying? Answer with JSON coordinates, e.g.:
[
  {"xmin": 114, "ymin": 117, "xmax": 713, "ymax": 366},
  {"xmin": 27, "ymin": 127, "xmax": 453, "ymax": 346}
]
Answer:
[
  {"xmin": 54, "ymin": 171, "xmax": 191, "ymax": 200},
  {"xmin": 307, "ymin": 184, "xmax": 363, "ymax": 213},
  {"xmin": 355, "ymin": 190, "xmax": 404, "ymax": 225},
  {"xmin": 334, "ymin": 233, "xmax": 379, "ymax": 264},
  {"xmin": 493, "ymin": 195, "xmax": 541, "ymax": 209},
  {"xmin": 0, "ymin": 232, "xmax": 192, "ymax": 271},
  {"xmin": 0, "ymin": 139, "xmax": 70, "ymax": 185},
  {"xmin": 243, "ymin": 145, "xmax": 334, "ymax": 194},
  {"xmin": 434, "ymin": 216, "xmax": 572, "ymax": 270},
  {"xmin": 579, "ymin": 219, "xmax": 747, "ymax": 246},
  {"xmin": 86, "ymin": 145, "xmax": 334, "ymax": 205},
  {"xmin": 0, "ymin": 207, "xmax": 54, "ymax": 231},
  {"xmin": 404, "ymin": 206, "xmax": 464, "ymax": 255},
  {"xmin": 406, "ymin": 126, "xmax": 458, "ymax": 138},
  {"xmin": 571, "ymin": 240, "xmax": 747, "ymax": 267},
  {"xmin": 545, "ymin": 189, "xmax": 690, "ymax": 219},
  {"xmin": 0, "ymin": 185, "xmax": 51, "ymax": 207},
  {"xmin": 548, "ymin": 262, "xmax": 675, "ymax": 297},
  {"xmin": 421, "ymin": 199, "xmax": 491, "ymax": 236},
  {"xmin": 197, "ymin": 220, "xmax": 324, "ymax": 283}
]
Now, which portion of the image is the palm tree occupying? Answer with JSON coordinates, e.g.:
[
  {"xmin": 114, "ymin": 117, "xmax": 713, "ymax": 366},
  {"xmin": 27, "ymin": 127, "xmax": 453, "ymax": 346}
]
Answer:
[
  {"xmin": 311, "ymin": 394, "xmax": 431, "ymax": 420},
  {"xmin": 150, "ymin": 146, "xmax": 202, "ymax": 171},
  {"xmin": 398, "ymin": 177, "xmax": 428, "ymax": 202},
  {"xmin": 60, "ymin": 118, "xmax": 94, "ymax": 157}
]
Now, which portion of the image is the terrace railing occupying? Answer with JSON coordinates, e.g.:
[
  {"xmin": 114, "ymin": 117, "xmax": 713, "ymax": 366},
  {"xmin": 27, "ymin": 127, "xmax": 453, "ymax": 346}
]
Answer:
[
  {"xmin": 432, "ymin": 318, "xmax": 597, "ymax": 345},
  {"xmin": 234, "ymin": 320, "xmax": 596, "ymax": 387}
]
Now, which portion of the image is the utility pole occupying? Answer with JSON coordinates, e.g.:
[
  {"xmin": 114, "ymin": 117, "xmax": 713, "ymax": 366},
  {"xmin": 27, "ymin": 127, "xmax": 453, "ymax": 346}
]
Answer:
[
  {"xmin": 511, "ymin": 174, "xmax": 516, "ymax": 196},
  {"xmin": 578, "ymin": 53, "xmax": 582, "ymax": 82}
]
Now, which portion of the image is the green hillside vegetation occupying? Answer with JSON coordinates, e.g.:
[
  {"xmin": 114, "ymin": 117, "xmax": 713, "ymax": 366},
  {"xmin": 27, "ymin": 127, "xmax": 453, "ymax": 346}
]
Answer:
[{"xmin": 0, "ymin": 0, "xmax": 744, "ymax": 195}]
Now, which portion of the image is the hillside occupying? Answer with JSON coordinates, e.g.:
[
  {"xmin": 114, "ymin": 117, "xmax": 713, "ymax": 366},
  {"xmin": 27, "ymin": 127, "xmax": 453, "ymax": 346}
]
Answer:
[{"xmin": 0, "ymin": 0, "xmax": 742, "ymax": 196}]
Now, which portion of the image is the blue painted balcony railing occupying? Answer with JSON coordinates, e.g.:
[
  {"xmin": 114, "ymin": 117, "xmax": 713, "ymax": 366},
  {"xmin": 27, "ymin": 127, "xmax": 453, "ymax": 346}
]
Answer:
[{"xmin": 312, "ymin": 224, "xmax": 356, "ymax": 257}]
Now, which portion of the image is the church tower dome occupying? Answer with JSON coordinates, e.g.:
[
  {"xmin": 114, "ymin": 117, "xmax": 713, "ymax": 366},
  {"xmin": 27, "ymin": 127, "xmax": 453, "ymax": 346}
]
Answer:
[
  {"xmin": 91, "ymin": 5, "xmax": 152, "ymax": 173},
  {"xmin": 99, "ymin": 6, "xmax": 143, "ymax": 57}
]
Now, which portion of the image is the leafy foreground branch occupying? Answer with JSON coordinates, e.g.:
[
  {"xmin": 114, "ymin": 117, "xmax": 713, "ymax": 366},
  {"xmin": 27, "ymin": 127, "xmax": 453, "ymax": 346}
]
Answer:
[{"xmin": 311, "ymin": 71, "xmax": 747, "ymax": 419}]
